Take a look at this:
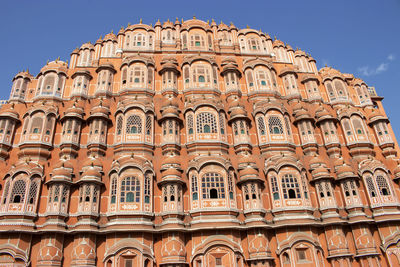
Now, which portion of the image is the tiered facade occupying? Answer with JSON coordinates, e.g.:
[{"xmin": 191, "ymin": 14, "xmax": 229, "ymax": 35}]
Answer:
[{"xmin": 1, "ymin": 17, "xmax": 400, "ymax": 267}]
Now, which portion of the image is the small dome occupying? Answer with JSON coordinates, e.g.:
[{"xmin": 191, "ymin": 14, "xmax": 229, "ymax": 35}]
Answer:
[
  {"xmin": 63, "ymin": 103, "xmax": 84, "ymax": 120},
  {"xmin": 334, "ymin": 158, "xmax": 357, "ymax": 180},
  {"xmin": 104, "ymin": 32, "xmax": 117, "ymax": 41},
  {"xmin": 286, "ymin": 44, "xmax": 294, "ymax": 51},
  {"xmin": 82, "ymin": 157, "xmax": 102, "ymax": 169},
  {"xmin": 311, "ymin": 165, "xmax": 331, "ymax": 181},
  {"xmin": 161, "ymin": 155, "xmax": 181, "ymax": 167},
  {"xmin": 162, "ymin": 19, "xmax": 174, "ymax": 28},
  {"xmin": 309, "ymin": 155, "xmax": 325, "ymax": 169},
  {"xmin": 40, "ymin": 59, "xmax": 68, "ymax": 74},
  {"xmin": 273, "ymin": 39, "xmax": 285, "ymax": 48},
  {"xmin": 229, "ymin": 105, "xmax": 248, "ymax": 120},
  {"xmin": 0, "ymin": 104, "xmax": 19, "ymax": 121},
  {"xmin": 162, "ymin": 167, "xmax": 182, "ymax": 178},
  {"xmin": 162, "ymin": 106, "xmax": 179, "ymax": 118},
  {"xmin": 315, "ymin": 104, "xmax": 334, "ymax": 123},
  {"xmin": 239, "ymin": 166, "xmax": 259, "ymax": 176},
  {"xmin": 89, "ymin": 101, "xmax": 111, "ymax": 120},
  {"xmin": 80, "ymin": 42, "xmax": 94, "ymax": 50},
  {"xmin": 81, "ymin": 168, "xmax": 102, "ymax": 179}
]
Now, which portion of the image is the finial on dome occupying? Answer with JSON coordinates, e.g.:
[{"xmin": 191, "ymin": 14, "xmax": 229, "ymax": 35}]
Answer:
[
  {"xmin": 139, "ymin": 18, "xmax": 142, "ymax": 24},
  {"xmin": 212, "ymin": 18, "xmax": 215, "ymax": 23},
  {"xmin": 181, "ymin": 18, "xmax": 183, "ymax": 23},
  {"xmin": 167, "ymin": 18, "xmax": 170, "ymax": 22},
  {"xmin": 46, "ymin": 60, "xmax": 49, "ymax": 64},
  {"xmin": 111, "ymin": 29, "xmax": 113, "ymax": 34},
  {"xmin": 325, "ymin": 64, "xmax": 327, "ymax": 67},
  {"xmin": 246, "ymin": 25, "xmax": 250, "ymax": 29},
  {"xmin": 274, "ymin": 36, "xmax": 277, "ymax": 40},
  {"xmin": 128, "ymin": 22, "xmax": 131, "ymax": 26},
  {"xmin": 193, "ymin": 15, "xmax": 196, "ymax": 19},
  {"xmin": 207, "ymin": 20, "xmax": 209, "ymax": 24}
]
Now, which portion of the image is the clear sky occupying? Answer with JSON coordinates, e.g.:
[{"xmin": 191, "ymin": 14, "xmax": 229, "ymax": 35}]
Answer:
[{"xmin": 0, "ymin": 0, "xmax": 399, "ymax": 134}]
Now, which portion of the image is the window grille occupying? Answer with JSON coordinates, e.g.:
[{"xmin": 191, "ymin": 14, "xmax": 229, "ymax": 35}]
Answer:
[
  {"xmin": 116, "ymin": 116, "xmax": 123, "ymax": 135},
  {"xmin": 219, "ymin": 113, "xmax": 225, "ymax": 135},
  {"xmin": 2, "ymin": 181, "xmax": 10, "ymax": 204},
  {"xmin": 144, "ymin": 175, "xmax": 151, "ymax": 203},
  {"xmin": 196, "ymin": 112, "xmax": 217, "ymax": 134},
  {"xmin": 257, "ymin": 117, "xmax": 266, "ymax": 135},
  {"xmin": 61, "ymin": 186, "xmax": 68, "ymax": 203},
  {"xmin": 326, "ymin": 83, "xmax": 336, "ymax": 100},
  {"xmin": 268, "ymin": 116, "xmax": 284, "ymax": 134},
  {"xmin": 53, "ymin": 185, "xmax": 60, "ymax": 202},
  {"xmin": 11, "ymin": 180, "xmax": 26, "ymax": 203},
  {"xmin": 163, "ymin": 186, "xmax": 168, "ymax": 202},
  {"xmin": 246, "ymin": 71, "xmax": 254, "ymax": 88},
  {"xmin": 187, "ymin": 114, "xmax": 194, "ymax": 134},
  {"xmin": 376, "ymin": 175, "xmax": 391, "ymax": 196},
  {"xmin": 271, "ymin": 176, "xmax": 279, "ymax": 200},
  {"xmin": 168, "ymin": 120, "xmax": 173, "ymax": 134},
  {"xmin": 365, "ymin": 176, "xmax": 377, "ymax": 198},
  {"xmin": 352, "ymin": 118, "xmax": 364, "ymax": 135},
  {"xmin": 191, "ymin": 175, "xmax": 198, "ymax": 200},
  {"xmin": 250, "ymin": 183, "xmax": 257, "ymax": 199},
  {"xmin": 110, "ymin": 178, "xmax": 117, "ymax": 204},
  {"xmin": 243, "ymin": 184, "xmax": 249, "ymax": 200},
  {"xmin": 169, "ymin": 185, "xmax": 175, "ymax": 201},
  {"xmin": 281, "ymin": 174, "xmax": 301, "ymax": 199},
  {"xmin": 228, "ymin": 172, "xmax": 234, "ymax": 199},
  {"xmin": 31, "ymin": 117, "xmax": 43, "ymax": 134},
  {"xmin": 301, "ymin": 176, "xmax": 309, "ymax": 199},
  {"xmin": 93, "ymin": 186, "xmax": 98, "ymax": 203},
  {"xmin": 233, "ymin": 121, "xmax": 238, "ymax": 135},
  {"xmin": 145, "ymin": 115, "xmax": 152, "ymax": 135},
  {"xmin": 120, "ymin": 176, "xmax": 140, "ymax": 203},
  {"xmin": 126, "ymin": 115, "xmax": 142, "ymax": 134},
  {"xmin": 84, "ymin": 185, "xmax": 91, "ymax": 202},
  {"xmin": 201, "ymin": 173, "xmax": 225, "ymax": 199}
]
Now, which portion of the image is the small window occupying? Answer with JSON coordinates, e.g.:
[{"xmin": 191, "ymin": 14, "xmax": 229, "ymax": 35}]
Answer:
[
  {"xmin": 195, "ymin": 41, "xmax": 201, "ymax": 46},
  {"xmin": 198, "ymin": 75, "xmax": 205, "ymax": 83},
  {"xmin": 297, "ymin": 249, "xmax": 307, "ymax": 261},
  {"xmin": 215, "ymin": 257, "xmax": 222, "ymax": 266}
]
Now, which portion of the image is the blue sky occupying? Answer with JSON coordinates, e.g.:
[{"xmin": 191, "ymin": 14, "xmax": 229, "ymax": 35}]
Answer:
[{"xmin": 1, "ymin": 0, "xmax": 399, "ymax": 134}]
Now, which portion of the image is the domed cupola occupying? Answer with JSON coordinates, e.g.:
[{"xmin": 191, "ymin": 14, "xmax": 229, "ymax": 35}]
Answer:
[
  {"xmin": 0, "ymin": 103, "xmax": 20, "ymax": 159},
  {"xmin": 333, "ymin": 158, "xmax": 358, "ymax": 181},
  {"xmin": 35, "ymin": 59, "xmax": 68, "ymax": 100},
  {"xmin": 76, "ymin": 156, "xmax": 103, "ymax": 226},
  {"xmin": 86, "ymin": 100, "xmax": 110, "ymax": 156},
  {"xmin": 293, "ymin": 102, "xmax": 317, "ymax": 155}
]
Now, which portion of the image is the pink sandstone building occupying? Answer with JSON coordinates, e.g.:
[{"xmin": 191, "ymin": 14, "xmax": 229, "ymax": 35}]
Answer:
[{"xmin": 0, "ymin": 17, "xmax": 400, "ymax": 267}]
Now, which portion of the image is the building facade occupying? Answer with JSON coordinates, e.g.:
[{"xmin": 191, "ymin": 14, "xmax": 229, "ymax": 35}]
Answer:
[{"xmin": 0, "ymin": 17, "xmax": 400, "ymax": 267}]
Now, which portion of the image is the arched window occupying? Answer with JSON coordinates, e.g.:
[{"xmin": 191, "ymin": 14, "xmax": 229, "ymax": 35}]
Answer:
[
  {"xmin": 257, "ymin": 116, "xmax": 266, "ymax": 135},
  {"xmin": 281, "ymin": 174, "xmax": 301, "ymax": 199},
  {"xmin": 145, "ymin": 115, "xmax": 152, "ymax": 135},
  {"xmin": 110, "ymin": 177, "xmax": 117, "ymax": 204},
  {"xmin": 271, "ymin": 176, "xmax": 279, "ymax": 200},
  {"xmin": 126, "ymin": 115, "xmax": 142, "ymax": 134},
  {"xmin": 268, "ymin": 116, "xmax": 284, "ymax": 134},
  {"xmin": 334, "ymin": 80, "xmax": 347, "ymax": 100},
  {"xmin": 116, "ymin": 116, "xmax": 123, "ymax": 135},
  {"xmin": 196, "ymin": 112, "xmax": 217, "ymax": 134},
  {"xmin": 201, "ymin": 173, "xmax": 225, "ymax": 199},
  {"xmin": 219, "ymin": 113, "xmax": 226, "ymax": 135},
  {"xmin": 11, "ymin": 180, "xmax": 26, "ymax": 203},
  {"xmin": 120, "ymin": 177, "xmax": 140, "ymax": 203},
  {"xmin": 31, "ymin": 117, "xmax": 43, "ymax": 134},
  {"xmin": 376, "ymin": 175, "xmax": 391, "ymax": 196},
  {"xmin": 187, "ymin": 114, "xmax": 194, "ymax": 135},
  {"xmin": 365, "ymin": 176, "xmax": 377, "ymax": 198},
  {"xmin": 28, "ymin": 181, "xmax": 38, "ymax": 205},
  {"xmin": 144, "ymin": 175, "xmax": 151, "ymax": 204},
  {"xmin": 191, "ymin": 174, "xmax": 198, "ymax": 200},
  {"xmin": 227, "ymin": 172, "xmax": 234, "ymax": 199}
]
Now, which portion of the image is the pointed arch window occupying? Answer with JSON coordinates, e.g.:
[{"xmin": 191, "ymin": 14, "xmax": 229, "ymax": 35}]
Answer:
[
  {"xmin": 268, "ymin": 116, "xmax": 284, "ymax": 134},
  {"xmin": 144, "ymin": 174, "xmax": 151, "ymax": 204},
  {"xmin": 120, "ymin": 176, "xmax": 140, "ymax": 203},
  {"xmin": 110, "ymin": 177, "xmax": 117, "ymax": 204},
  {"xmin": 201, "ymin": 173, "xmax": 225, "ymax": 199},
  {"xmin": 191, "ymin": 174, "xmax": 198, "ymax": 200},
  {"xmin": 196, "ymin": 112, "xmax": 217, "ymax": 134},
  {"xmin": 126, "ymin": 115, "xmax": 142, "ymax": 134},
  {"xmin": 271, "ymin": 176, "xmax": 279, "ymax": 200},
  {"xmin": 257, "ymin": 116, "xmax": 266, "ymax": 135},
  {"xmin": 11, "ymin": 180, "xmax": 26, "ymax": 204},
  {"xmin": 281, "ymin": 174, "xmax": 301, "ymax": 199},
  {"xmin": 376, "ymin": 175, "xmax": 391, "ymax": 196}
]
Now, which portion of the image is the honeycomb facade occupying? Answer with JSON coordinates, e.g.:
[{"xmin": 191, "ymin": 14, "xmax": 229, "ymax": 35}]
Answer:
[{"xmin": 0, "ymin": 17, "xmax": 400, "ymax": 266}]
